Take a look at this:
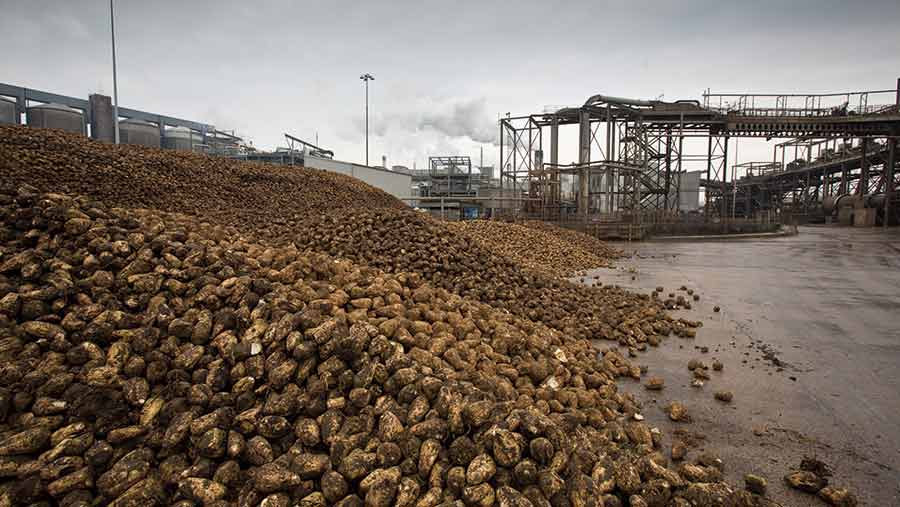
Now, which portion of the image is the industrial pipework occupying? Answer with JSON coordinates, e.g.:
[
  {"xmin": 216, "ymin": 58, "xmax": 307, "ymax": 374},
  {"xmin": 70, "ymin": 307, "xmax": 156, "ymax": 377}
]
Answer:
[{"xmin": 583, "ymin": 94, "xmax": 660, "ymax": 107}]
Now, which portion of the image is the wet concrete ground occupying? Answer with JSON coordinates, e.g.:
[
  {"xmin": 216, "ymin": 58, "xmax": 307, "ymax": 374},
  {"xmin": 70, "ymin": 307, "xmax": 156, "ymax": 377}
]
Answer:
[{"xmin": 585, "ymin": 225, "xmax": 900, "ymax": 506}]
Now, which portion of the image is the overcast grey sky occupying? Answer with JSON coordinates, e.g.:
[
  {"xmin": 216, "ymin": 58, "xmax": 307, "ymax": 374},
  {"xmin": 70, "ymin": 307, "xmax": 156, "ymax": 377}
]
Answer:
[{"xmin": 2, "ymin": 0, "xmax": 899, "ymax": 170}]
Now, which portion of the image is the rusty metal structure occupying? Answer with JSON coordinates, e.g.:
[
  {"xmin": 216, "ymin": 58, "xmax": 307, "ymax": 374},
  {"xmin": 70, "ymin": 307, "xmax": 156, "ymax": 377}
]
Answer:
[{"xmin": 500, "ymin": 80, "xmax": 900, "ymax": 227}]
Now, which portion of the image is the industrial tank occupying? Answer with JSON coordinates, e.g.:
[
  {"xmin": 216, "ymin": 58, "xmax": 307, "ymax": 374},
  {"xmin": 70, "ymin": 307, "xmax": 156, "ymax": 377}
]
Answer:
[
  {"xmin": 0, "ymin": 97, "xmax": 16, "ymax": 125},
  {"xmin": 822, "ymin": 194, "xmax": 855, "ymax": 215},
  {"xmin": 26, "ymin": 103, "xmax": 85, "ymax": 134},
  {"xmin": 864, "ymin": 193, "xmax": 886, "ymax": 210},
  {"xmin": 120, "ymin": 118, "xmax": 161, "ymax": 148},
  {"xmin": 162, "ymin": 126, "xmax": 202, "ymax": 151}
]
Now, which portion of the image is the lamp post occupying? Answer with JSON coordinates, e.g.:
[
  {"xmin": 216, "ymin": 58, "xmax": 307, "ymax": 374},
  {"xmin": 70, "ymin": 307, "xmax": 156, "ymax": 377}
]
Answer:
[
  {"xmin": 360, "ymin": 73, "xmax": 374, "ymax": 166},
  {"xmin": 110, "ymin": 0, "xmax": 120, "ymax": 145}
]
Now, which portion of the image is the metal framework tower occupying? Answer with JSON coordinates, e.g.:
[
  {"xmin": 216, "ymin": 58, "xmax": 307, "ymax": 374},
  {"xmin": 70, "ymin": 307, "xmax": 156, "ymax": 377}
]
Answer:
[{"xmin": 500, "ymin": 81, "xmax": 900, "ymax": 226}]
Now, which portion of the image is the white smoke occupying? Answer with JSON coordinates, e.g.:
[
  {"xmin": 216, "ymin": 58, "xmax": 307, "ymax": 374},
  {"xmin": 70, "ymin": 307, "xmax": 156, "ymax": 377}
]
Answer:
[{"xmin": 360, "ymin": 97, "xmax": 500, "ymax": 146}]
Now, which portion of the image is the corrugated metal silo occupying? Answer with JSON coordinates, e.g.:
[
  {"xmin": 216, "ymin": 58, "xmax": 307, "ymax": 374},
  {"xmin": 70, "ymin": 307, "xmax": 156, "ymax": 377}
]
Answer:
[
  {"xmin": 0, "ymin": 97, "xmax": 17, "ymax": 125},
  {"xmin": 120, "ymin": 118, "xmax": 161, "ymax": 148},
  {"xmin": 26, "ymin": 103, "xmax": 85, "ymax": 134},
  {"xmin": 162, "ymin": 126, "xmax": 201, "ymax": 151}
]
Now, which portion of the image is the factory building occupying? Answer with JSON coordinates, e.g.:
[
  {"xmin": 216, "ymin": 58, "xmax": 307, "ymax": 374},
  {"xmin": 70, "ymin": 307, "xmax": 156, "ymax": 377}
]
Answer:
[
  {"xmin": 0, "ymin": 97, "xmax": 16, "ymax": 125},
  {"xmin": 0, "ymin": 83, "xmax": 225, "ymax": 152},
  {"xmin": 303, "ymin": 154, "xmax": 411, "ymax": 199},
  {"xmin": 395, "ymin": 156, "xmax": 503, "ymax": 219},
  {"xmin": 238, "ymin": 147, "xmax": 411, "ymax": 200}
]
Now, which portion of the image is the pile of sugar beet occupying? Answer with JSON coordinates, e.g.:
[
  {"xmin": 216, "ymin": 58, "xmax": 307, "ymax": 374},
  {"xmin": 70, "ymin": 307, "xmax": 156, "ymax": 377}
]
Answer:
[
  {"xmin": 447, "ymin": 220, "xmax": 618, "ymax": 279},
  {"xmin": 0, "ymin": 126, "xmax": 404, "ymax": 242},
  {"xmin": 0, "ymin": 127, "xmax": 697, "ymax": 353},
  {"xmin": 0, "ymin": 185, "xmax": 784, "ymax": 507},
  {"xmin": 289, "ymin": 209, "xmax": 702, "ymax": 352}
]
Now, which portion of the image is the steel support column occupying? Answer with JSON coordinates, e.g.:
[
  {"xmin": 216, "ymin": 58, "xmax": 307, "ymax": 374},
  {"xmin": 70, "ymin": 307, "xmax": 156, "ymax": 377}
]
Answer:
[
  {"xmin": 676, "ymin": 121, "xmax": 684, "ymax": 213},
  {"xmin": 550, "ymin": 115, "xmax": 559, "ymax": 204},
  {"xmin": 705, "ymin": 135, "xmax": 713, "ymax": 218},
  {"xmin": 886, "ymin": 138, "xmax": 897, "ymax": 228},
  {"xmin": 840, "ymin": 161, "xmax": 849, "ymax": 195},
  {"xmin": 578, "ymin": 110, "xmax": 591, "ymax": 216},
  {"xmin": 664, "ymin": 129, "xmax": 672, "ymax": 211},
  {"xmin": 803, "ymin": 172, "xmax": 810, "ymax": 212},
  {"xmin": 859, "ymin": 138, "xmax": 869, "ymax": 198},
  {"xmin": 605, "ymin": 104, "xmax": 612, "ymax": 213},
  {"xmin": 608, "ymin": 117, "xmax": 616, "ymax": 213},
  {"xmin": 721, "ymin": 136, "xmax": 729, "ymax": 219},
  {"xmin": 499, "ymin": 119, "xmax": 504, "ymax": 202},
  {"xmin": 896, "ymin": 77, "xmax": 900, "ymax": 112}
]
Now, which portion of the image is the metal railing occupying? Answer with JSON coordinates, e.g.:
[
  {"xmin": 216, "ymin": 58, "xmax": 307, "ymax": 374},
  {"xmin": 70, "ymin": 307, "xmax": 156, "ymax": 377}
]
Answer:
[
  {"xmin": 735, "ymin": 161, "xmax": 784, "ymax": 178},
  {"xmin": 702, "ymin": 88, "xmax": 898, "ymax": 118}
]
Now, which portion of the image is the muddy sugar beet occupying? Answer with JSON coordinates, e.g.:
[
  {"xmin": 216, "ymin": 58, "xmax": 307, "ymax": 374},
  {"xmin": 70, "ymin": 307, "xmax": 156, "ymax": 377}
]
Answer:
[
  {"xmin": 0, "ymin": 187, "xmax": 771, "ymax": 504},
  {"xmin": 447, "ymin": 220, "xmax": 619, "ymax": 279},
  {"xmin": 292, "ymin": 208, "xmax": 702, "ymax": 351}
]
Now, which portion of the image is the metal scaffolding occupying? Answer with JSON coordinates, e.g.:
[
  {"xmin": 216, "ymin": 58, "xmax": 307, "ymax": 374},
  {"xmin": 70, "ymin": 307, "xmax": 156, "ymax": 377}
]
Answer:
[{"xmin": 500, "ymin": 80, "xmax": 900, "ymax": 227}]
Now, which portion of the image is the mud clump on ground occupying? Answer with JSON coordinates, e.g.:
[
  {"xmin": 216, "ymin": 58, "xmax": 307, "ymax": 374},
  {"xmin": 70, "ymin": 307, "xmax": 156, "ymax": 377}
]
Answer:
[
  {"xmin": 744, "ymin": 474, "xmax": 766, "ymax": 495},
  {"xmin": 713, "ymin": 391, "xmax": 733, "ymax": 403},
  {"xmin": 818, "ymin": 486, "xmax": 858, "ymax": 506},
  {"xmin": 666, "ymin": 402, "xmax": 691, "ymax": 422},
  {"xmin": 0, "ymin": 187, "xmax": 769, "ymax": 506},
  {"xmin": 785, "ymin": 457, "xmax": 857, "ymax": 505},
  {"xmin": 785, "ymin": 471, "xmax": 828, "ymax": 493}
]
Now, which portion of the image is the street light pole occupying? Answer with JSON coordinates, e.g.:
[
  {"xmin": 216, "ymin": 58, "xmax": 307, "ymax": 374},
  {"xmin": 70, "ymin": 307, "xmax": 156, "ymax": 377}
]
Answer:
[
  {"xmin": 359, "ymin": 73, "xmax": 374, "ymax": 166},
  {"xmin": 110, "ymin": 0, "xmax": 120, "ymax": 145}
]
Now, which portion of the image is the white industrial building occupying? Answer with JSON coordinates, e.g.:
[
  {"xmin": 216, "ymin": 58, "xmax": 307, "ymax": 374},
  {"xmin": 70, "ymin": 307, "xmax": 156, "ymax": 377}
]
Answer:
[{"xmin": 302, "ymin": 154, "xmax": 411, "ymax": 200}]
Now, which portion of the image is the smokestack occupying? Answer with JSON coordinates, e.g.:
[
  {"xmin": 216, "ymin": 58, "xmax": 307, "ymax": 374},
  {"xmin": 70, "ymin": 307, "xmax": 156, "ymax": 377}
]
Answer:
[{"xmin": 382, "ymin": 155, "xmax": 387, "ymax": 168}]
